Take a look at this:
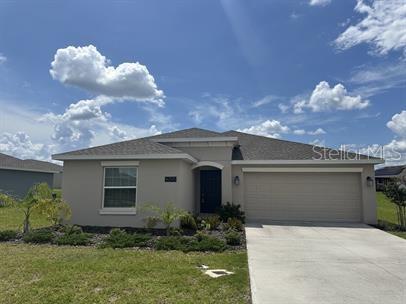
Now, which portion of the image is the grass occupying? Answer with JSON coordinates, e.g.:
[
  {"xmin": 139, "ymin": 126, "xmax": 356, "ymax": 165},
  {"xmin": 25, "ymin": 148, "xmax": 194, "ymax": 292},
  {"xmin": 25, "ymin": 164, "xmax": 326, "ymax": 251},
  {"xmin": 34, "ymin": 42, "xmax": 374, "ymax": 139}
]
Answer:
[
  {"xmin": 0, "ymin": 205, "xmax": 250, "ymax": 303},
  {"xmin": 376, "ymin": 192, "xmax": 406, "ymax": 240},
  {"xmin": 0, "ymin": 244, "xmax": 249, "ymax": 304},
  {"xmin": 0, "ymin": 206, "xmax": 52, "ymax": 231}
]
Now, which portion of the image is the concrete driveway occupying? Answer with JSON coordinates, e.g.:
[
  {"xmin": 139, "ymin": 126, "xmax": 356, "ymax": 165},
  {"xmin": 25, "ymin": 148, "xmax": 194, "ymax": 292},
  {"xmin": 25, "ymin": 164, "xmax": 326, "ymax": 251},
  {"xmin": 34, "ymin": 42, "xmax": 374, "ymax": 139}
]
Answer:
[{"xmin": 246, "ymin": 223, "xmax": 406, "ymax": 304}]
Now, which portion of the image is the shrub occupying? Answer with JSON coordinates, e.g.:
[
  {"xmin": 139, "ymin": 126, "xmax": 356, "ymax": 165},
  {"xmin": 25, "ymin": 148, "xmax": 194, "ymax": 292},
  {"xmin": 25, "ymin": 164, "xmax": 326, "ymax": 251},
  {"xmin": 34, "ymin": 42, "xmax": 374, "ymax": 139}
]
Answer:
[
  {"xmin": 23, "ymin": 230, "xmax": 54, "ymax": 244},
  {"xmin": 100, "ymin": 228, "xmax": 152, "ymax": 249},
  {"xmin": 216, "ymin": 202, "xmax": 245, "ymax": 223},
  {"xmin": 223, "ymin": 218, "xmax": 243, "ymax": 231},
  {"xmin": 155, "ymin": 236, "xmax": 196, "ymax": 251},
  {"xmin": 180, "ymin": 213, "xmax": 197, "ymax": 230},
  {"xmin": 56, "ymin": 233, "xmax": 90, "ymax": 246},
  {"xmin": 156, "ymin": 234, "xmax": 226, "ymax": 252},
  {"xmin": 205, "ymin": 215, "xmax": 221, "ymax": 230},
  {"xmin": 193, "ymin": 235, "xmax": 226, "ymax": 252},
  {"xmin": 194, "ymin": 230, "xmax": 208, "ymax": 242},
  {"xmin": 225, "ymin": 230, "xmax": 242, "ymax": 246},
  {"xmin": 384, "ymin": 180, "xmax": 406, "ymax": 231},
  {"xmin": 63, "ymin": 225, "xmax": 83, "ymax": 235},
  {"xmin": 132, "ymin": 233, "xmax": 152, "ymax": 247},
  {"xmin": 0, "ymin": 230, "xmax": 18, "ymax": 241}
]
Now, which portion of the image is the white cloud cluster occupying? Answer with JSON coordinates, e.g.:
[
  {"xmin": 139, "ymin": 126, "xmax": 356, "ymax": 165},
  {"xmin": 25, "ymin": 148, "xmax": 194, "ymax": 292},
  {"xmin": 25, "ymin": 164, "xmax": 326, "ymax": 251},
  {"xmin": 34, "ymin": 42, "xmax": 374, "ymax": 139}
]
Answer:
[
  {"xmin": 40, "ymin": 96, "xmax": 162, "ymax": 151},
  {"xmin": 335, "ymin": 0, "xmax": 406, "ymax": 55},
  {"xmin": 387, "ymin": 110, "xmax": 406, "ymax": 136},
  {"xmin": 382, "ymin": 110, "xmax": 406, "ymax": 164},
  {"xmin": 50, "ymin": 45, "xmax": 164, "ymax": 105},
  {"xmin": 309, "ymin": 0, "xmax": 331, "ymax": 7},
  {"xmin": 0, "ymin": 132, "xmax": 54, "ymax": 160},
  {"xmin": 0, "ymin": 53, "xmax": 6, "ymax": 64},
  {"xmin": 238, "ymin": 120, "xmax": 290, "ymax": 138},
  {"xmin": 294, "ymin": 81, "xmax": 369, "ymax": 113}
]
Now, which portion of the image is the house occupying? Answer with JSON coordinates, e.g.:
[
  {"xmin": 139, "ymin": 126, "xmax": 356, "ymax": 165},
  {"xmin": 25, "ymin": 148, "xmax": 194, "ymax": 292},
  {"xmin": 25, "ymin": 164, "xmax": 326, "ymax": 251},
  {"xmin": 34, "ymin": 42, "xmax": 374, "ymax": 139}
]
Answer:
[
  {"xmin": 52, "ymin": 128, "xmax": 383, "ymax": 227},
  {"xmin": 375, "ymin": 165, "xmax": 406, "ymax": 191},
  {"xmin": 0, "ymin": 153, "xmax": 63, "ymax": 198}
]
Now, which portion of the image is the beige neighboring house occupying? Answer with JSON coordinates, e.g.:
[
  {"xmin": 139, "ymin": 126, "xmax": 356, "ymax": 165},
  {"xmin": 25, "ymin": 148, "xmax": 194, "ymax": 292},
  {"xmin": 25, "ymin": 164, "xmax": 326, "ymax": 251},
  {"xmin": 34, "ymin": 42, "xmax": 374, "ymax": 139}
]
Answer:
[
  {"xmin": 52, "ymin": 128, "xmax": 383, "ymax": 227},
  {"xmin": 375, "ymin": 165, "xmax": 406, "ymax": 191}
]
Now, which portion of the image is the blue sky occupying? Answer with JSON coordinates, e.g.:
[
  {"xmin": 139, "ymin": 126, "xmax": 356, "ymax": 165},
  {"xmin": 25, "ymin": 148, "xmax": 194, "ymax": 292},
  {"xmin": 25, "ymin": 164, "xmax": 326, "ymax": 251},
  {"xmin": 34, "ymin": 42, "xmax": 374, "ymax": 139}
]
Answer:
[{"xmin": 0, "ymin": 0, "xmax": 405, "ymax": 164}]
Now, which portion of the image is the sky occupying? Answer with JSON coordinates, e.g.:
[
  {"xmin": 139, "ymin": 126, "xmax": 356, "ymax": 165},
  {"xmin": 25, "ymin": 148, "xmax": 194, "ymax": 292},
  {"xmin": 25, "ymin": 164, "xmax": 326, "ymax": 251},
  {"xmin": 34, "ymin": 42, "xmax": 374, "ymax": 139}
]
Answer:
[{"xmin": 0, "ymin": 0, "xmax": 405, "ymax": 165}]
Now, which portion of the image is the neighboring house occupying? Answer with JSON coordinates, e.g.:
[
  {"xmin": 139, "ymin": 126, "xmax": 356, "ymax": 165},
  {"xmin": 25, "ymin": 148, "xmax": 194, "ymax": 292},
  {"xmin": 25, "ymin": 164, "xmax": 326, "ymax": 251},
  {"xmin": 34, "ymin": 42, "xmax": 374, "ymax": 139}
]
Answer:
[
  {"xmin": 0, "ymin": 153, "xmax": 63, "ymax": 198},
  {"xmin": 53, "ymin": 128, "xmax": 383, "ymax": 227},
  {"xmin": 375, "ymin": 165, "xmax": 406, "ymax": 191}
]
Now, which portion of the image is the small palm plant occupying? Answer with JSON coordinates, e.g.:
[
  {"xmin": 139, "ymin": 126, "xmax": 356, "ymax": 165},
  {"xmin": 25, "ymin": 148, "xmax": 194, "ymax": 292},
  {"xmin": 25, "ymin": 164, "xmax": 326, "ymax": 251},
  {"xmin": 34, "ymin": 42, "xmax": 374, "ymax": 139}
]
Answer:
[{"xmin": 142, "ymin": 202, "xmax": 187, "ymax": 235}]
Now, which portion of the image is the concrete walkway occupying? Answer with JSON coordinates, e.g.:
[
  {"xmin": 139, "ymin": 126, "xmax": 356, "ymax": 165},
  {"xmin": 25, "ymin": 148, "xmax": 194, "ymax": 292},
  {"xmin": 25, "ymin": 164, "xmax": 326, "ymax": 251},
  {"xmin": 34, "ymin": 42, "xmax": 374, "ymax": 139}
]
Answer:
[{"xmin": 246, "ymin": 223, "xmax": 406, "ymax": 304}]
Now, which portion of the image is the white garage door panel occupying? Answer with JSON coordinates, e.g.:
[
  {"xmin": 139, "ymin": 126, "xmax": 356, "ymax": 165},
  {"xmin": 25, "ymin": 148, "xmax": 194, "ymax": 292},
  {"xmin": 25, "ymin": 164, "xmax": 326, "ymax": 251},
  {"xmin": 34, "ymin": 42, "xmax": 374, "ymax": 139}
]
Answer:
[{"xmin": 245, "ymin": 172, "xmax": 362, "ymax": 222}]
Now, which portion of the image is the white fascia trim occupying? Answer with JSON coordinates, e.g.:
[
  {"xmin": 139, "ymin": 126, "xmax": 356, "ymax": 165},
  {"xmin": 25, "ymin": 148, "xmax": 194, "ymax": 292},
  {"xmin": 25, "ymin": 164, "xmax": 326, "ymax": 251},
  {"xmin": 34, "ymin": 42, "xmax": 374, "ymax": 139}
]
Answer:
[
  {"xmin": 101, "ymin": 161, "xmax": 140, "ymax": 167},
  {"xmin": 0, "ymin": 166, "xmax": 61, "ymax": 174},
  {"xmin": 151, "ymin": 137, "xmax": 238, "ymax": 143},
  {"xmin": 232, "ymin": 159, "xmax": 384, "ymax": 165},
  {"xmin": 99, "ymin": 208, "xmax": 137, "ymax": 215},
  {"xmin": 53, "ymin": 153, "xmax": 198, "ymax": 163},
  {"xmin": 191, "ymin": 161, "xmax": 224, "ymax": 170},
  {"xmin": 375, "ymin": 175, "xmax": 398, "ymax": 178},
  {"xmin": 242, "ymin": 167, "xmax": 364, "ymax": 173}
]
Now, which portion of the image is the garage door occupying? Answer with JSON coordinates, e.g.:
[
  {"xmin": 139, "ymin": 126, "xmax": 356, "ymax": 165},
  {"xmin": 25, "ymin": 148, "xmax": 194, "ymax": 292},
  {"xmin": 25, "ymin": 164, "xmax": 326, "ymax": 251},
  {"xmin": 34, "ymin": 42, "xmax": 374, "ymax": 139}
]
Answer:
[{"xmin": 244, "ymin": 172, "xmax": 362, "ymax": 222}]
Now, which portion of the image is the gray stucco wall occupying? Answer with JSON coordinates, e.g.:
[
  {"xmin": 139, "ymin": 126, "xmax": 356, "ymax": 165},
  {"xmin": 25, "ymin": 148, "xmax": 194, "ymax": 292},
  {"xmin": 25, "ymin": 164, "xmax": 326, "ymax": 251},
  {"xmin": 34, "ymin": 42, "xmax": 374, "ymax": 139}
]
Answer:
[
  {"xmin": 62, "ymin": 159, "xmax": 194, "ymax": 227},
  {"xmin": 0, "ymin": 169, "xmax": 54, "ymax": 199}
]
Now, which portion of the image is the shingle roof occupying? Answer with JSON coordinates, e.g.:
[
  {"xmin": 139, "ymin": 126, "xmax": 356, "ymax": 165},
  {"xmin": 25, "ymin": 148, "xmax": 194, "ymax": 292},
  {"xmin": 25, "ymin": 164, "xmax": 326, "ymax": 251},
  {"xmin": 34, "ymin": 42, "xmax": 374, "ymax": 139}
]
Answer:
[
  {"xmin": 222, "ymin": 130, "xmax": 373, "ymax": 161},
  {"xmin": 375, "ymin": 165, "xmax": 405, "ymax": 177},
  {"xmin": 149, "ymin": 128, "xmax": 222, "ymax": 139},
  {"xmin": 52, "ymin": 127, "xmax": 380, "ymax": 162},
  {"xmin": 53, "ymin": 138, "xmax": 183, "ymax": 158},
  {"xmin": 0, "ymin": 153, "xmax": 62, "ymax": 173}
]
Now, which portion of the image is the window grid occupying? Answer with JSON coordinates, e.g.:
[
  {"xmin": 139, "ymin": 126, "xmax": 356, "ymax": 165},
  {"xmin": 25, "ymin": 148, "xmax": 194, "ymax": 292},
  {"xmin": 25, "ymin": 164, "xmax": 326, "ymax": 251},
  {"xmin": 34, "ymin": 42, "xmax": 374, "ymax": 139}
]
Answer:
[{"xmin": 103, "ymin": 167, "xmax": 137, "ymax": 209}]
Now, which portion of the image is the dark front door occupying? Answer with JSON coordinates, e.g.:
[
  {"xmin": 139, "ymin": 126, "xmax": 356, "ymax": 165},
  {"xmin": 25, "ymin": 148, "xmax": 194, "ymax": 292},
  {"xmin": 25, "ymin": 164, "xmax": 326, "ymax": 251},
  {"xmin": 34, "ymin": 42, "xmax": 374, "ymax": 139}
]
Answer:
[{"xmin": 200, "ymin": 170, "xmax": 221, "ymax": 213}]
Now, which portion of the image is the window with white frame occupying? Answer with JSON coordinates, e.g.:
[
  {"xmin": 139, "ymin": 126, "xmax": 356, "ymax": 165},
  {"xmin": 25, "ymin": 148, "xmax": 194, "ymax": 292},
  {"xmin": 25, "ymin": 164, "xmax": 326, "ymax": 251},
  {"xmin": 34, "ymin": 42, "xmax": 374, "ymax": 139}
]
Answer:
[{"xmin": 103, "ymin": 167, "xmax": 137, "ymax": 208}]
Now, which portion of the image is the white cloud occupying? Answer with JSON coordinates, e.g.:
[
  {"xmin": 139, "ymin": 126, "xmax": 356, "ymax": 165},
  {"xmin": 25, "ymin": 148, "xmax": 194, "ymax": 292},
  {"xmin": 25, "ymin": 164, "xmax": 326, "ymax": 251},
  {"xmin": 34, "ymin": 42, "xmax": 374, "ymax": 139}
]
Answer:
[
  {"xmin": 293, "ymin": 128, "xmax": 326, "ymax": 136},
  {"xmin": 252, "ymin": 95, "xmax": 276, "ymax": 107},
  {"xmin": 308, "ymin": 128, "xmax": 326, "ymax": 135},
  {"xmin": 108, "ymin": 126, "xmax": 128, "ymax": 141},
  {"xmin": 350, "ymin": 62, "xmax": 406, "ymax": 97},
  {"xmin": 0, "ymin": 132, "xmax": 54, "ymax": 160},
  {"xmin": 0, "ymin": 53, "xmax": 6, "ymax": 64},
  {"xmin": 238, "ymin": 120, "xmax": 290, "ymax": 138},
  {"xmin": 40, "ymin": 97, "xmax": 162, "ymax": 152},
  {"xmin": 335, "ymin": 0, "xmax": 406, "ymax": 55},
  {"xmin": 293, "ymin": 129, "xmax": 306, "ymax": 135},
  {"xmin": 278, "ymin": 103, "xmax": 289, "ymax": 113},
  {"xmin": 50, "ymin": 45, "xmax": 164, "ymax": 105},
  {"xmin": 309, "ymin": 0, "xmax": 331, "ymax": 7},
  {"xmin": 382, "ymin": 110, "xmax": 406, "ymax": 164},
  {"xmin": 387, "ymin": 110, "xmax": 406, "ymax": 136},
  {"xmin": 293, "ymin": 81, "xmax": 369, "ymax": 113}
]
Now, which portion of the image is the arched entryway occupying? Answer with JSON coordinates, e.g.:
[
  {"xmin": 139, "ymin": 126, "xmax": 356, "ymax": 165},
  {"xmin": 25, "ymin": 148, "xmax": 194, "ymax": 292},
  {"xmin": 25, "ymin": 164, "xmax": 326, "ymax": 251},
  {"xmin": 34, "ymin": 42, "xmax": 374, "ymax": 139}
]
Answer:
[{"xmin": 192, "ymin": 162, "xmax": 223, "ymax": 214}]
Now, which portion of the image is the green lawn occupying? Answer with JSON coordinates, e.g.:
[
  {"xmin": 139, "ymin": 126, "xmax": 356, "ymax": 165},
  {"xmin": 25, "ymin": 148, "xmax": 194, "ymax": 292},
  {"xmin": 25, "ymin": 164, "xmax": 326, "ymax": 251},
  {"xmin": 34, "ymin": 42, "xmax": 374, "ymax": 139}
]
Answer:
[
  {"xmin": 0, "ymin": 244, "xmax": 249, "ymax": 304},
  {"xmin": 0, "ymin": 206, "xmax": 250, "ymax": 303},
  {"xmin": 0, "ymin": 206, "xmax": 52, "ymax": 231},
  {"xmin": 376, "ymin": 192, "xmax": 406, "ymax": 239}
]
